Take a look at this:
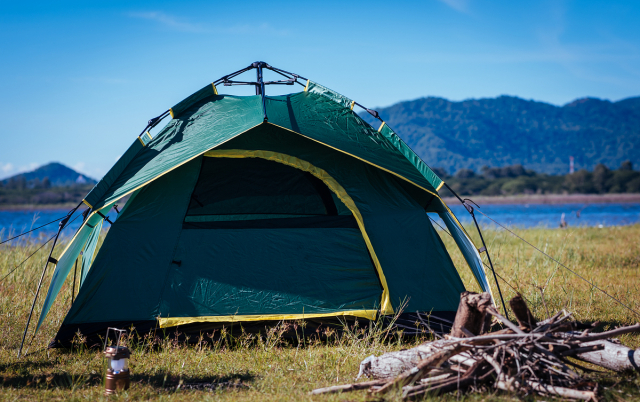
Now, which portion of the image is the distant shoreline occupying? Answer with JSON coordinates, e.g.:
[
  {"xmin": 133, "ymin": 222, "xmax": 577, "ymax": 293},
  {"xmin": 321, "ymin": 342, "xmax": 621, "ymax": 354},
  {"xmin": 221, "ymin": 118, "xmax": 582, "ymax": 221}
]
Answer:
[
  {"xmin": 0, "ymin": 203, "xmax": 80, "ymax": 211},
  {"xmin": 1, "ymin": 194, "xmax": 640, "ymax": 211},
  {"xmin": 441, "ymin": 193, "xmax": 640, "ymax": 205}
]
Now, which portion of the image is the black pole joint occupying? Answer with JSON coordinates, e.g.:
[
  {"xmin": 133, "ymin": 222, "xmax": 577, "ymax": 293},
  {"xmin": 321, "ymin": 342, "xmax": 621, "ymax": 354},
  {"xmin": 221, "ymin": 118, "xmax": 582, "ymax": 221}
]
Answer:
[{"xmin": 253, "ymin": 61, "xmax": 268, "ymax": 121}]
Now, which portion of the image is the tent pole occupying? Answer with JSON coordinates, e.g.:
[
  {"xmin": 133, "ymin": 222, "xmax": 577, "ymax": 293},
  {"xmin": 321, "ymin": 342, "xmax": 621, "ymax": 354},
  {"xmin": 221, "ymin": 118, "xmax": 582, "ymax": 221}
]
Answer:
[
  {"xmin": 253, "ymin": 61, "xmax": 268, "ymax": 121},
  {"xmin": 17, "ymin": 216, "xmax": 67, "ymax": 358},
  {"xmin": 442, "ymin": 183, "xmax": 509, "ymax": 319},
  {"xmin": 71, "ymin": 258, "xmax": 78, "ymax": 307},
  {"xmin": 467, "ymin": 207, "xmax": 509, "ymax": 319}
]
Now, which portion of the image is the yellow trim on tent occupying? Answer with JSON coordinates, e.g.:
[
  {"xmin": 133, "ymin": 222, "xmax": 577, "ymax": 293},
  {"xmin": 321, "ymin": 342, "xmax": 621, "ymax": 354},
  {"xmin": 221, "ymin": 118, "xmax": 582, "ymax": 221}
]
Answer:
[
  {"xmin": 158, "ymin": 310, "xmax": 378, "ymax": 328},
  {"xmin": 212, "ymin": 83, "xmax": 218, "ymax": 95},
  {"xmin": 204, "ymin": 149, "xmax": 394, "ymax": 315},
  {"xmin": 82, "ymin": 199, "xmax": 93, "ymax": 209},
  {"xmin": 304, "ymin": 79, "xmax": 310, "ymax": 92},
  {"xmin": 52, "ymin": 207, "xmax": 102, "ymax": 269},
  {"xmin": 92, "ymin": 123, "xmax": 264, "ymax": 211},
  {"xmin": 378, "ymin": 122, "xmax": 385, "ymax": 132},
  {"xmin": 145, "ymin": 131, "xmax": 153, "ymax": 141},
  {"xmin": 267, "ymin": 122, "xmax": 441, "ymax": 198},
  {"xmin": 350, "ymin": 100, "xmax": 355, "ymax": 110},
  {"xmin": 436, "ymin": 181, "xmax": 445, "ymax": 191},
  {"xmin": 137, "ymin": 136, "xmax": 145, "ymax": 146},
  {"xmin": 169, "ymin": 108, "xmax": 175, "ymax": 119},
  {"xmin": 264, "ymin": 122, "xmax": 482, "ymax": 288}
]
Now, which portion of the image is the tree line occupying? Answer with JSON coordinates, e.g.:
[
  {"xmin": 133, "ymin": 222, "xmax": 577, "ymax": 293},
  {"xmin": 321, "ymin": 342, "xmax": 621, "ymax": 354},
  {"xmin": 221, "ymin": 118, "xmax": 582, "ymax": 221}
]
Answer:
[
  {"xmin": 1, "ymin": 176, "xmax": 52, "ymax": 190},
  {"xmin": 0, "ymin": 178, "xmax": 93, "ymax": 206},
  {"xmin": 437, "ymin": 161, "xmax": 640, "ymax": 197}
]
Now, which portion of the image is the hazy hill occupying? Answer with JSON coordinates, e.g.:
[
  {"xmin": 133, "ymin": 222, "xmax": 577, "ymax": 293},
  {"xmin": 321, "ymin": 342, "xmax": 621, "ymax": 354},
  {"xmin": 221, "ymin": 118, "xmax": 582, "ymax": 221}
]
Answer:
[
  {"xmin": 1, "ymin": 162, "xmax": 96, "ymax": 187},
  {"xmin": 361, "ymin": 96, "xmax": 640, "ymax": 175}
]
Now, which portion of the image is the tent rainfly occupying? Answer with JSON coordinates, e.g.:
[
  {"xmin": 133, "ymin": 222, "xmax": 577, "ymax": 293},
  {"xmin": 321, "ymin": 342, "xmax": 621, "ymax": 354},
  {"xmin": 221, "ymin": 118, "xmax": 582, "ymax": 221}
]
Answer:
[{"xmin": 30, "ymin": 62, "xmax": 496, "ymax": 347}]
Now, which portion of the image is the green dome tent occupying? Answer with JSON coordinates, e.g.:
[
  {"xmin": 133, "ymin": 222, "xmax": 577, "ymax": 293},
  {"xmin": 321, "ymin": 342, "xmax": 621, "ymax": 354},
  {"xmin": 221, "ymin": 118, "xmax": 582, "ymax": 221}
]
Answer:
[{"xmin": 31, "ymin": 62, "xmax": 494, "ymax": 346}]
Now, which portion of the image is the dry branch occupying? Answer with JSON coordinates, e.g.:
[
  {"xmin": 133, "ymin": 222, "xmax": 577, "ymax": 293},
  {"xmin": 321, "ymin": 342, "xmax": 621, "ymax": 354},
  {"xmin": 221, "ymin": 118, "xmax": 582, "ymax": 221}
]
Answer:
[
  {"xmin": 309, "ymin": 379, "xmax": 387, "ymax": 395},
  {"xmin": 311, "ymin": 293, "xmax": 640, "ymax": 400}
]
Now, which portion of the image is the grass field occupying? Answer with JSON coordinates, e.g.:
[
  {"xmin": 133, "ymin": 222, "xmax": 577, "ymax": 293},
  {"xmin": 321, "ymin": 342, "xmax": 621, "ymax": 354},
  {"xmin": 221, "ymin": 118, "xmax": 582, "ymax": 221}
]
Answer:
[{"xmin": 1, "ymin": 223, "xmax": 640, "ymax": 401}]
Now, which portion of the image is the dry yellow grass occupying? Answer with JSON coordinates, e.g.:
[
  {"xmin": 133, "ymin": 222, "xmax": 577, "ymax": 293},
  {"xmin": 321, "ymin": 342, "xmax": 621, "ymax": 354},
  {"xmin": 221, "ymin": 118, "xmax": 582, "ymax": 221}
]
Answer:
[{"xmin": 1, "ymin": 224, "xmax": 640, "ymax": 401}]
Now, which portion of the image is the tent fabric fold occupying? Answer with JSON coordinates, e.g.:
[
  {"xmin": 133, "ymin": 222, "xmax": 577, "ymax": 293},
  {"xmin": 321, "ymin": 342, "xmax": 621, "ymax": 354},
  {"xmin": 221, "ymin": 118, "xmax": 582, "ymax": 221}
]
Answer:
[{"xmin": 438, "ymin": 211, "xmax": 493, "ymax": 300}]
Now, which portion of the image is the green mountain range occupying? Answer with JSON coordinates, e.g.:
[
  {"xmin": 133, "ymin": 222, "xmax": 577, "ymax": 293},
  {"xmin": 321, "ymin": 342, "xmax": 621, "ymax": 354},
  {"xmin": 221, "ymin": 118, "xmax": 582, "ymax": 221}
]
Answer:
[{"xmin": 361, "ymin": 95, "xmax": 640, "ymax": 175}]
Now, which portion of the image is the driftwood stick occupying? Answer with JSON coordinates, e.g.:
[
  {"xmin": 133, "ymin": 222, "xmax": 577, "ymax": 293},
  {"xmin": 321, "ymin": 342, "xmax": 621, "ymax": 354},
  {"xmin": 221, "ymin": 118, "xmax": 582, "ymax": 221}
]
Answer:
[
  {"xmin": 404, "ymin": 366, "xmax": 496, "ymax": 400},
  {"xmin": 418, "ymin": 373, "xmax": 453, "ymax": 385},
  {"xmin": 495, "ymin": 376, "xmax": 596, "ymax": 401},
  {"xmin": 487, "ymin": 307, "xmax": 526, "ymax": 334},
  {"xmin": 309, "ymin": 379, "xmax": 387, "ymax": 395},
  {"xmin": 451, "ymin": 291, "xmax": 493, "ymax": 337},
  {"xmin": 403, "ymin": 377, "xmax": 477, "ymax": 400},
  {"xmin": 572, "ymin": 323, "xmax": 640, "ymax": 342},
  {"xmin": 509, "ymin": 294, "xmax": 537, "ymax": 330}
]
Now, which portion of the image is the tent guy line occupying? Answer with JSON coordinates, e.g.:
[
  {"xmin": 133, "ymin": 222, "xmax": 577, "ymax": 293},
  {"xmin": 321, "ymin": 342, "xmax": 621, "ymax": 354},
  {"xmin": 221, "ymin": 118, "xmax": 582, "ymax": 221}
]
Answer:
[
  {"xmin": 0, "ymin": 215, "xmax": 67, "ymax": 245},
  {"xmin": 472, "ymin": 205, "xmax": 640, "ymax": 319}
]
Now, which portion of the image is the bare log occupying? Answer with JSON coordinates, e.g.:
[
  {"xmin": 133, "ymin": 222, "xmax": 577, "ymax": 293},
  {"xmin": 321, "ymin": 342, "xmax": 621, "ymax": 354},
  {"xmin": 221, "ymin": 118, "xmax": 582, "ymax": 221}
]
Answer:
[
  {"xmin": 451, "ymin": 291, "xmax": 493, "ymax": 337},
  {"xmin": 577, "ymin": 339, "xmax": 640, "ymax": 372},
  {"xmin": 374, "ymin": 343, "xmax": 468, "ymax": 394},
  {"xmin": 357, "ymin": 340, "xmax": 454, "ymax": 379},
  {"xmin": 509, "ymin": 294, "xmax": 537, "ymax": 330}
]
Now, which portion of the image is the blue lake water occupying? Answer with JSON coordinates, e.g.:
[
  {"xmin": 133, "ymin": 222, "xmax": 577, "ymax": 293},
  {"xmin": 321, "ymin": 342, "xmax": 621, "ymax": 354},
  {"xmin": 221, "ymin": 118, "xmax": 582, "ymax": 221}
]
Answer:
[
  {"xmin": 0, "ymin": 209, "xmax": 113, "ymax": 243},
  {"xmin": 447, "ymin": 203, "xmax": 640, "ymax": 229},
  {"xmin": 0, "ymin": 203, "xmax": 639, "ymax": 243}
]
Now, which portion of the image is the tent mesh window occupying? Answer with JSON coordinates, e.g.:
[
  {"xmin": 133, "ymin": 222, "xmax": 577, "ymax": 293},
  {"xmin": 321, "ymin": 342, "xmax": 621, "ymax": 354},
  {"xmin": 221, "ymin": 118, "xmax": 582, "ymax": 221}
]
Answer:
[{"xmin": 183, "ymin": 157, "xmax": 356, "ymax": 229}]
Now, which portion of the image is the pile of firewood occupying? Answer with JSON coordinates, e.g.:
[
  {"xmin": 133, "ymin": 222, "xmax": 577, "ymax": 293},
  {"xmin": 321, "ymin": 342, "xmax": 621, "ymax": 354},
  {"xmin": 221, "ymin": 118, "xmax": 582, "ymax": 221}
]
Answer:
[{"xmin": 311, "ymin": 292, "xmax": 640, "ymax": 401}]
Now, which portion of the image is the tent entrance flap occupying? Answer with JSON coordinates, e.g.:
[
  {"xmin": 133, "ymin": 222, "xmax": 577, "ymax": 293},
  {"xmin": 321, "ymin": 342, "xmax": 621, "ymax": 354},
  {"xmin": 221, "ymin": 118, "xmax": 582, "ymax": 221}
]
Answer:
[
  {"xmin": 155, "ymin": 153, "xmax": 388, "ymax": 323},
  {"xmin": 199, "ymin": 149, "xmax": 393, "ymax": 315}
]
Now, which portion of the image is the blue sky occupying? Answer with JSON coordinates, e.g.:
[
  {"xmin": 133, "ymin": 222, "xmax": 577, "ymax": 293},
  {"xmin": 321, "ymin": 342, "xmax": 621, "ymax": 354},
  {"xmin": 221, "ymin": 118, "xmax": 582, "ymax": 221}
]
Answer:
[{"xmin": 1, "ymin": 0, "xmax": 639, "ymax": 179}]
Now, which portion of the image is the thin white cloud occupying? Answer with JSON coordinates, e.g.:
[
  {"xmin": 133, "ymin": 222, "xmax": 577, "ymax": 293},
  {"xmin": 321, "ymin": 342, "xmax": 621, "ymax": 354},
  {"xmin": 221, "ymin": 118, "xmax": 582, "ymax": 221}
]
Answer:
[
  {"xmin": 1, "ymin": 163, "xmax": 13, "ymax": 174},
  {"xmin": 405, "ymin": 48, "xmax": 640, "ymax": 64},
  {"xmin": 127, "ymin": 11, "xmax": 289, "ymax": 37},
  {"xmin": 222, "ymin": 23, "xmax": 289, "ymax": 37},
  {"xmin": 534, "ymin": 2, "xmax": 640, "ymax": 87},
  {"xmin": 71, "ymin": 77, "xmax": 130, "ymax": 85},
  {"xmin": 436, "ymin": 0, "xmax": 470, "ymax": 13},
  {"xmin": 73, "ymin": 162, "xmax": 86, "ymax": 173},
  {"xmin": 127, "ymin": 11, "xmax": 209, "ymax": 33}
]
